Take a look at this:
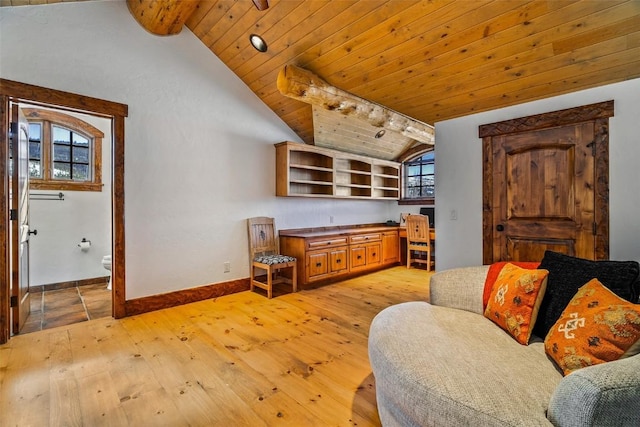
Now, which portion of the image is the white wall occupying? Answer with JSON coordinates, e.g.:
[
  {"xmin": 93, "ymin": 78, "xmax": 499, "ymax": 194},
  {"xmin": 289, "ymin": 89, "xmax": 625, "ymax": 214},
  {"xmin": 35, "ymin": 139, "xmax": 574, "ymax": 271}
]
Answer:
[
  {"xmin": 435, "ymin": 78, "xmax": 640, "ymax": 270},
  {"xmin": 0, "ymin": 1, "xmax": 405, "ymax": 299},
  {"xmin": 27, "ymin": 111, "xmax": 112, "ymax": 286}
]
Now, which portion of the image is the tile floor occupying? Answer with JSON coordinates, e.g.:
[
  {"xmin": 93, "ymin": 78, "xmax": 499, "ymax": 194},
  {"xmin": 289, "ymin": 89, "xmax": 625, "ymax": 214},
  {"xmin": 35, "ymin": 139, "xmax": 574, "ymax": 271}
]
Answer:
[{"xmin": 21, "ymin": 282, "xmax": 112, "ymax": 334}]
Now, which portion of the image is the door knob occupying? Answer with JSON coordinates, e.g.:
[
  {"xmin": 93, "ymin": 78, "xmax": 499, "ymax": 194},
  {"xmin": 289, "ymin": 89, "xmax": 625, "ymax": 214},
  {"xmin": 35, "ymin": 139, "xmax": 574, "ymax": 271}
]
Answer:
[{"xmin": 496, "ymin": 224, "xmax": 504, "ymax": 232}]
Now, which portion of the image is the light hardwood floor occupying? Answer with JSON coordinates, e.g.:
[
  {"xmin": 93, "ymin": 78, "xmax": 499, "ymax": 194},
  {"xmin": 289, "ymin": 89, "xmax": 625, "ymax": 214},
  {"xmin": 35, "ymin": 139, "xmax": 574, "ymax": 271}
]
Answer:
[{"xmin": 0, "ymin": 266, "xmax": 432, "ymax": 426}]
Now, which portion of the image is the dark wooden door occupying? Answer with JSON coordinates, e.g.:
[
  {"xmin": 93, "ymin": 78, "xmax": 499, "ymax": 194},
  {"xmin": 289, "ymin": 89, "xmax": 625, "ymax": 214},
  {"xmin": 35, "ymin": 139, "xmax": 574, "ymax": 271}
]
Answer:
[
  {"xmin": 492, "ymin": 123, "xmax": 594, "ymax": 262},
  {"xmin": 480, "ymin": 101, "xmax": 613, "ymax": 264}
]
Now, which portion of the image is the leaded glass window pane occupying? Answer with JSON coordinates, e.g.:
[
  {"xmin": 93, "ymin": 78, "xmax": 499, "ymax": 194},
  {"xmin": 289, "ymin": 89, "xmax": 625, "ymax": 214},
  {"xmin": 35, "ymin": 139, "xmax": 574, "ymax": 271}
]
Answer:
[
  {"xmin": 53, "ymin": 126, "xmax": 71, "ymax": 144},
  {"xmin": 73, "ymin": 146, "xmax": 89, "ymax": 163},
  {"xmin": 54, "ymin": 144, "xmax": 70, "ymax": 161},
  {"xmin": 28, "ymin": 123, "xmax": 42, "ymax": 178},
  {"xmin": 72, "ymin": 164, "xmax": 89, "ymax": 181},
  {"xmin": 53, "ymin": 162, "xmax": 71, "ymax": 179}
]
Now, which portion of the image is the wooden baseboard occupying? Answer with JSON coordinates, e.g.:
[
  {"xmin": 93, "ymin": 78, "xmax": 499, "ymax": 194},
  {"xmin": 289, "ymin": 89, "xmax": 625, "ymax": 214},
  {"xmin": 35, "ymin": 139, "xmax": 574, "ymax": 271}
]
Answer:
[
  {"xmin": 31, "ymin": 276, "xmax": 110, "ymax": 293},
  {"xmin": 124, "ymin": 278, "xmax": 250, "ymax": 317}
]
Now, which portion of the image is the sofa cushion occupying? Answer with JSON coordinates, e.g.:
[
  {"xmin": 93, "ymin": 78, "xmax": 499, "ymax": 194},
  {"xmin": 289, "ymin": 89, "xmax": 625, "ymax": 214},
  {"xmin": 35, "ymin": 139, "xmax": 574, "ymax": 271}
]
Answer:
[
  {"xmin": 484, "ymin": 263, "xmax": 549, "ymax": 345},
  {"xmin": 483, "ymin": 261, "xmax": 541, "ymax": 310},
  {"xmin": 369, "ymin": 302, "xmax": 561, "ymax": 426},
  {"xmin": 534, "ymin": 251, "xmax": 640, "ymax": 339},
  {"xmin": 545, "ymin": 279, "xmax": 640, "ymax": 375}
]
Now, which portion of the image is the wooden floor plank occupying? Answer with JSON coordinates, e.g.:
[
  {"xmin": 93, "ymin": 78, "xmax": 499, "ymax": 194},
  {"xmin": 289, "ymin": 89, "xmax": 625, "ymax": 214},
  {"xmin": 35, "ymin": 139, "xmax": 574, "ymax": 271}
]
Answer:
[
  {"xmin": 0, "ymin": 330, "xmax": 52, "ymax": 426},
  {"xmin": 0, "ymin": 266, "xmax": 433, "ymax": 426}
]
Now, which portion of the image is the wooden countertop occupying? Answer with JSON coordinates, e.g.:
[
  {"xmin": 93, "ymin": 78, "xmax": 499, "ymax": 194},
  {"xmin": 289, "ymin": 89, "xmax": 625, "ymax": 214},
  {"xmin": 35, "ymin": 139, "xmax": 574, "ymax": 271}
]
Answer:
[{"xmin": 279, "ymin": 224, "xmax": 399, "ymax": 239}]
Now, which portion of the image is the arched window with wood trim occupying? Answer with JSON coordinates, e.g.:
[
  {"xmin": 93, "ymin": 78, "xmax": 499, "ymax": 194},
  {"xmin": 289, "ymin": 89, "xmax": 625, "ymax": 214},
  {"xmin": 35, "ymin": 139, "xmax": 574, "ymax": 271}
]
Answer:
[
  {"xmin": 20, "ymin": 108, "xmax": 103, "ymax": 191},
  {"xmin": 401, "ymin": 150, "xmax": 434, "ymax": 204}
]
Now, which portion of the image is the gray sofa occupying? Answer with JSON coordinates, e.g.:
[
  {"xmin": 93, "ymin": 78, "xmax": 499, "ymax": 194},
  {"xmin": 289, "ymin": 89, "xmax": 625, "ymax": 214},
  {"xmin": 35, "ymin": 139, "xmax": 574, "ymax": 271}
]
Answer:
[{"xmin": 369, "ymin": 266, "xmax": 640, "ymax": 426}]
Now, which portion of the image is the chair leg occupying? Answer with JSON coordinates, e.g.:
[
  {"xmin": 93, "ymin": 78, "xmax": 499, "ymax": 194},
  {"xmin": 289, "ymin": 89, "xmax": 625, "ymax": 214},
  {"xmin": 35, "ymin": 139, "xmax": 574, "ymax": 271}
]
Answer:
[
  {"xmin": 250, "ymin": 264, "xmax": 255, "ymax": 292},
  {"xmin": 426, "ymin": 248, "xmax": 431, "ymax": 272},
  {"xmin": 267, "ymin": 267, "xmax": 273, "ymax": 299},
  {"xmin": 291, "ymin": 264, "xmax": 297, "ymax": 293},
  {"xmin": 407, "ymin": 247, "xmax": 411, "ymax": 268}
]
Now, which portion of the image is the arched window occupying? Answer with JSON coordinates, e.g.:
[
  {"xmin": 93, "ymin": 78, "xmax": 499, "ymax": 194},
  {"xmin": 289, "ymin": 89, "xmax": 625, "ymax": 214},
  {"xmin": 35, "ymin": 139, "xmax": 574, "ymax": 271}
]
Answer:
[
  {"xmin": 22, "ymin": 108, "xmax": 103, "ymax": 191},
  {"xmin": 402, "ymin": 150, "xmax": 434, "ymax": 202}
]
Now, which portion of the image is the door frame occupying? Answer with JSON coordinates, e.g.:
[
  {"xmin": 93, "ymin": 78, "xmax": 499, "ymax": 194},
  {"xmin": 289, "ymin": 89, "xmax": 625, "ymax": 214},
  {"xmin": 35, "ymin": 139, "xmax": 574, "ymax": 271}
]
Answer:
[
  {"xmin": 479, "ymin": 100, "xmax": 614, "ymax": 264},
  {"xmin": 0, "ymin": 79, "xmax": 128, "ymax": 343}
]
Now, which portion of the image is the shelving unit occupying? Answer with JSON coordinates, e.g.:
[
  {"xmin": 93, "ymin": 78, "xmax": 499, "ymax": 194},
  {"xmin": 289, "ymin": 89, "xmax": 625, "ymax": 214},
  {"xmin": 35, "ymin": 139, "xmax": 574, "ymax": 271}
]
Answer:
[
  {"xmin": 372, "ymin": 164, "xmax": 400, "ymax": 199},
  {"xmin": 276, "ymin": 141, "xmax": 400, "ymax": 200}
]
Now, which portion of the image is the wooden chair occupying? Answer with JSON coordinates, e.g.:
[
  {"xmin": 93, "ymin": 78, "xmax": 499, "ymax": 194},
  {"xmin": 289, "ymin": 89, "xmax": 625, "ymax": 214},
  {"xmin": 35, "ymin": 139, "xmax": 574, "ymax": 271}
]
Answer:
[
  {"xmin": 247, "ymin": 217, "xmax": 297, "ymax": 298},
  {"xmin": 406, "ymin": 214, "xmax": 433, "ymax": 271}
]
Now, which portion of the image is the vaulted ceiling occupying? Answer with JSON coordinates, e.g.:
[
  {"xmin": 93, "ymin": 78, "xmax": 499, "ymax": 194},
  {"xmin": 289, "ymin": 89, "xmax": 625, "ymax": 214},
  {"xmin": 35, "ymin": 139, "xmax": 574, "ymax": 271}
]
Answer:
[{"xmin": 4, "ymin": 0, "xmax": 640, "ymax": 161}]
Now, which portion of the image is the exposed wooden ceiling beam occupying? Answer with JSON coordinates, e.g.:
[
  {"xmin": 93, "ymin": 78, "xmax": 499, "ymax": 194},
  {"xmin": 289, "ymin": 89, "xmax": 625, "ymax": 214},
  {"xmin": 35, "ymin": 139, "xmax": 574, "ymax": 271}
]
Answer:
[
  {"xmin": 127, "ymin": 0, "xmax": 200, "ymax": 36},
  {"xmin": 277, "ymin": 64, "xmax": 435, "ymax": 146}
]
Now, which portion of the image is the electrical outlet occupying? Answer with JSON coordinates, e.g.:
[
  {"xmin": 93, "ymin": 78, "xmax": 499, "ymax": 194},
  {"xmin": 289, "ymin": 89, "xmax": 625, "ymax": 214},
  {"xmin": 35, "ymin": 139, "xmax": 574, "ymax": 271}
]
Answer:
[
  {"xmin": 450, "ymin": 209, "xmax": 458, "ymax": 220},
  {"xmin": 329, "ymin": 215, "xmax": 334, "ymax": 224},
  {"xmin": 223, "ymin": 261, "xmax": 231, "ymax": 273}
]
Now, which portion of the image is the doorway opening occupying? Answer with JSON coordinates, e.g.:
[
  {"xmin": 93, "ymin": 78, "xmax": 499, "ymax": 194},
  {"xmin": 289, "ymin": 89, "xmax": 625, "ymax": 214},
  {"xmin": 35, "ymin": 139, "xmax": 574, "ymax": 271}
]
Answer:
[
  {"xmin": 1, "ymin": 79, "xmax": 128, "ymax": 344},
  {"xmin": 17, "ymin": 105, "xmax": 113, "ymax": 333}
]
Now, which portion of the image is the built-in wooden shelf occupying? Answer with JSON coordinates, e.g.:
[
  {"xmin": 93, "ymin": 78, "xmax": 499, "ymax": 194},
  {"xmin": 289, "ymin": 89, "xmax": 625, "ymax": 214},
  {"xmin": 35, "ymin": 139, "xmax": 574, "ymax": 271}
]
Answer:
[{"xmin": 275, "ymin": 141, "xmax": 400, "ymax": 200}]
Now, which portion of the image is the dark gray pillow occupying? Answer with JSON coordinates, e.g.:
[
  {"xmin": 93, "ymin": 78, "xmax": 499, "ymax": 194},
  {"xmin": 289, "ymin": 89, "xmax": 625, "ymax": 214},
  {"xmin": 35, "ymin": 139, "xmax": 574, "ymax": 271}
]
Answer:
[{"xmin": 533, "ymin": 251, "xmax": 640, "ymax": 339}]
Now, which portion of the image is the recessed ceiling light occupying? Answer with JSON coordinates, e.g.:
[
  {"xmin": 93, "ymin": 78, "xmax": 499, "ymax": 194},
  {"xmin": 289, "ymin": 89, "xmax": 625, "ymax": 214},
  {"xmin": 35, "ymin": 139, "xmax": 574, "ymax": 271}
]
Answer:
[
  {"xmin": 249, "ymin": 34, "xmax": 268, "ymax": 53},
  {"xmin": 375, "ymin": 129, "xmax": 386, "ymax": 139}
]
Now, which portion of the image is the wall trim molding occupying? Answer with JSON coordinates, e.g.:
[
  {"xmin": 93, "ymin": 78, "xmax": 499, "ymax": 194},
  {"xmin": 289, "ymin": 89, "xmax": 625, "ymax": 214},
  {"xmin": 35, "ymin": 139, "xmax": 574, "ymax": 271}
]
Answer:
[
  {"xmin": 124, "ymin": 278, "xmax": 250, "ymax": 317},
  {"xmin": 31, "ymin": 276, "xmax": 109, "ymax": 293}
]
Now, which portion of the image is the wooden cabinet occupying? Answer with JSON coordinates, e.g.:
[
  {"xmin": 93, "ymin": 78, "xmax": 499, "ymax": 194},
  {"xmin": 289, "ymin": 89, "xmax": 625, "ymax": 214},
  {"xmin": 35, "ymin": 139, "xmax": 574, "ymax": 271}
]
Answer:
[
  {"xmin": 349, "ymin": 232, "xmax": 381, "ymax": 272},
  {"xmin": 350, "ymin": 242, "xmax": 381, "ymax": 272},
  {"xmin": 304, "ymin": 236, "xmax": 349, "ymax": 283},
  {"xmin": 382, "ymin": 231, "xmax": 399, "ymax": 264},
  {"xmin": 276, "ymin": 141, "xmax": 400, "ymax": 200},
  {"xmin": 280, "ymin": 226, "xmax": 398, "ymax": 287}
]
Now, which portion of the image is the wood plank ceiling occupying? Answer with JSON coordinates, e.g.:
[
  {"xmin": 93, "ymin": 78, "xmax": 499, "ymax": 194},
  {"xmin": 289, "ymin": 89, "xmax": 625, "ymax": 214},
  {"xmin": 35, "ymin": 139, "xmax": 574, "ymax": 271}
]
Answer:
[
  {"xmin": 4, "ymin": 0, "xmax": 640, "ymax": 161},
  {"xmin": 184, "ymin": 0, "xmax": 640, "ymax": 160}
]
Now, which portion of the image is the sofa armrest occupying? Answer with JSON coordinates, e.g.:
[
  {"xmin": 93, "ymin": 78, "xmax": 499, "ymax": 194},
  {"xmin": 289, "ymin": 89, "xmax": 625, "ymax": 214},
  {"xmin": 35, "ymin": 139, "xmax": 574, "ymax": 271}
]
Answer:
[
  {"xmin": 547, "ymin": 354, "xmax": 640, "ymax": 427},
  {"xmin": 429, "ymin": 266, "xmax": 489, "ymax": 315}
]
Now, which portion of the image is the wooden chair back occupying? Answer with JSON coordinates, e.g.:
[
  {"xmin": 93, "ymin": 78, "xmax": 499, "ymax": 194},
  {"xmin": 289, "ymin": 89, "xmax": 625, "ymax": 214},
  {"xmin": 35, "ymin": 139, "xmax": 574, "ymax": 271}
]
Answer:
[
  {"xmin": 247, "ymin": 216, "xmax": 279, "ymax": 260},
  {"xmin": 406, "ymin": 214, "xmax": 430, "ymax": 244}
]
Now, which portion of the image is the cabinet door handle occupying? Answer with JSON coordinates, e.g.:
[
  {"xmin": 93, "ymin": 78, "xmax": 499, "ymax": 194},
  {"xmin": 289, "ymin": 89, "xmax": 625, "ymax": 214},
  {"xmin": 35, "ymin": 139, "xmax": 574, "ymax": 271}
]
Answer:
[
  {"xmin": 336, "ymin": 259, "xmax": 341, "ymax": 263},
  {"xmin": 316, "ymin": 262, "xmax": 322, "ymax": 267},
  {"xmin": 357, "ymin": 255, "xmax": 362, "ymax": 260},
  {"xmin": 372, "ymin": 253, "xmax": 376, "ymax": 257}
]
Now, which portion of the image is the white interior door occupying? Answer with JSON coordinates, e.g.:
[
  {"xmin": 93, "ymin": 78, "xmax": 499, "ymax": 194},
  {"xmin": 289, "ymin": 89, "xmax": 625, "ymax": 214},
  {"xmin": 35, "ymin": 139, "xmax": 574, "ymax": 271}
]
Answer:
[{"xmin": 10, "ymin": 104, "xmax": 31, "ymax": 334}]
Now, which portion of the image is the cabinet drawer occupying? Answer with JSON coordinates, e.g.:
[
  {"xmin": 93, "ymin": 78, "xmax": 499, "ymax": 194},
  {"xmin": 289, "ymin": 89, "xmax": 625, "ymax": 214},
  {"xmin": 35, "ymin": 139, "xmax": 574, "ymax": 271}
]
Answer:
[
  {"xmin": 349, "ymin": 233, "xmax": 381, "ymax": 244},
  {"xmin": 307, "ymin": 252, "xmax": 329, "ymax": 280},
  {"xmin": 307, "ymin": 237, "xmax": 348, "ymax": 250},
  {"xmin": 350, "ymin": 246, "xmax": 367, "ymax": 269}
]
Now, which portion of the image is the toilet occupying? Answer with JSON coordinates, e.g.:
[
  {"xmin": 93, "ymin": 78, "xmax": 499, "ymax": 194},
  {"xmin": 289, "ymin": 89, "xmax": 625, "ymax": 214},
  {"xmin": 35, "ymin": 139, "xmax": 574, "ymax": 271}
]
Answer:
[{"xmin": 102, "ymin": 255, "xmax": 112, "ymax": 290}]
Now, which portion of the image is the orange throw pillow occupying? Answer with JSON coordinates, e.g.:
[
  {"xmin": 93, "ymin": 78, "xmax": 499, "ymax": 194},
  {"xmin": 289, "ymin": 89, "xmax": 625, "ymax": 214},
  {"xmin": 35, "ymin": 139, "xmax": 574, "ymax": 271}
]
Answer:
[
  {"xmin": 483, "ymin": 261, "xmax": 541, "ymax": 310},
  {"xmin": 544, "ymin": 278, "xmax": 640, "ymax": 375},
  {"xmin": 484, "ymin": 263, "xmax": 549, "ymax": 345}
]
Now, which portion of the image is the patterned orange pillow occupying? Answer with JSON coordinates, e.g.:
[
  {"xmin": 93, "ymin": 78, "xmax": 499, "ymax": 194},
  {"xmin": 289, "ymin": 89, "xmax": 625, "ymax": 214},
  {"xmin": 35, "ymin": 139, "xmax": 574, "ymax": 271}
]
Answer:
[
  {"xmin": 483, "ymin": 263, "xmax": 549, "ymax": 345},
  {"xmin": 545, "ymin": 278, "xmax": 640, "ymax": 375}
]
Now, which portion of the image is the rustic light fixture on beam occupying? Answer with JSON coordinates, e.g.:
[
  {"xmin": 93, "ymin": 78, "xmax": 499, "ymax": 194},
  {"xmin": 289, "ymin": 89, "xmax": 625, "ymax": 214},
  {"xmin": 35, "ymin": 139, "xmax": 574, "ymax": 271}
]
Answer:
[
  {"xmin": 277, "ymin": 64, "xmax": 435, "ymax": 145},
  {"xmin": 252, "ymin": 0, "xmax": 269, "ymax": 11},
  {"xmin": 250, "ymin": 34, "xmax": 268, "ymax": 52}
]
